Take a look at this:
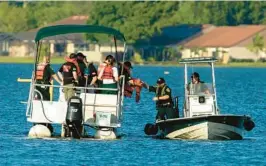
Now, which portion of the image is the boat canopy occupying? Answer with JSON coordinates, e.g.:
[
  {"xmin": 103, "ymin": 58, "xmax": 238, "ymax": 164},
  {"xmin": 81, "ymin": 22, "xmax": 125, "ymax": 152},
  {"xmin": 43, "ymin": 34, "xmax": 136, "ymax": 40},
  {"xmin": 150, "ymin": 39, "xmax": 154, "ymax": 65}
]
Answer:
[
  {"xmin": 179, "ymin": 57, "xmax": 217, "ymax": 64},
  {"xmin": 35, "ymin": 25, "xmax": 126, "ymax": 42}
]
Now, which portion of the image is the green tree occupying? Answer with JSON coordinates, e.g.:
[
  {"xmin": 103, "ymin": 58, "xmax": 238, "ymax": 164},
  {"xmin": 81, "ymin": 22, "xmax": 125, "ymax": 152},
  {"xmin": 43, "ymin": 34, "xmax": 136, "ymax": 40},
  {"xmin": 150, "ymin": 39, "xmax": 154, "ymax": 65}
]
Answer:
[
  {"xmin": 131, "ymin": 52, "xmax": 144, "ymax": 64},
  {"xmin": 247, "ymin": 34, "xmax": 265, "ymax": 61},
  {"xmin": 0, "ymin": 2, "xmax": 28, "ymax": 32}
]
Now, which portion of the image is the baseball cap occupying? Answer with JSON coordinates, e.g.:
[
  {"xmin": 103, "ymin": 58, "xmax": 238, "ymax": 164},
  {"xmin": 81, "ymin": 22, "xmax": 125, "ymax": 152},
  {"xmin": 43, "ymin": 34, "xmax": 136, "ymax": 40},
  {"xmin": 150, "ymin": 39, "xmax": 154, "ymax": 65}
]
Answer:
[
  {"xmin": 124, "ymin": 61, "xmax": 133, "ymax": 69},
  {"xmin": 157, "ymin": 77, "xmax": 165, "ymax": 84},
  {"xmin": 76, "ymin": 52, "xmax": 86, "ymax": 57}
]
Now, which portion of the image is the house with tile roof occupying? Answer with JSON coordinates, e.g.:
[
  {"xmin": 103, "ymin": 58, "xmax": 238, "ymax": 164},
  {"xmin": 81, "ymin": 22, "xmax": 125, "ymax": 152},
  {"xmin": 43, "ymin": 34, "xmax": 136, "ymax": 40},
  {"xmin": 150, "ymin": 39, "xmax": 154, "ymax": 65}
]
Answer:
[
  {"xmin": 3, "ymin": 15, "xmax": 125, "ymax": 63},
  {"xmin": 7, "ymin": 15, "xmax": 90, "ymax": 57},
  {"xmin": 181, "ymin": 25, "xmax": 266, "ymax": 63}
]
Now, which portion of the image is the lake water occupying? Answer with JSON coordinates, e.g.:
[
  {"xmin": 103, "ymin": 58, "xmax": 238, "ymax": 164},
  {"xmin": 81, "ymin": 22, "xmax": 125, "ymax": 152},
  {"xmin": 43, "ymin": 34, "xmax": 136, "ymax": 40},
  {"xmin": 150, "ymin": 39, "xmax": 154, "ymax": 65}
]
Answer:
[{"xmin": 0, "ymin": 64, "xmax": 265, "ymax": 165}]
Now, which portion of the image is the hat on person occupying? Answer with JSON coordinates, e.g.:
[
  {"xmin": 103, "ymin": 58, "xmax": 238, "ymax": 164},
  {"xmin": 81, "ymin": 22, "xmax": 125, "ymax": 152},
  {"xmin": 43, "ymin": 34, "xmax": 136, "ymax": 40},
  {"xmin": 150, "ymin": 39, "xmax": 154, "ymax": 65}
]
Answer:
[
  {"xmin": 124, "ymin": 61, "xmax": 133, "ymax": 69},
  {"xmin": 191, "ymin": 72, "xmax": 200, "ymax": 78},
  {"xmin": 157, "ymin": 77, "xmax": 165, "ymax": 84},
  {"xmin": 76, "ymin": 52, "xmax": 86, "ymax": 57}
]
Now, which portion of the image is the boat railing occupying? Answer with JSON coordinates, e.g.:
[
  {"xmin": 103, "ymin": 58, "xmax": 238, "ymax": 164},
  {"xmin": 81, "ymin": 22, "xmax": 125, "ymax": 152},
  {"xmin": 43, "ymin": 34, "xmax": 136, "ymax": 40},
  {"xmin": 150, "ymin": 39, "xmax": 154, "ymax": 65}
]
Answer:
[{"xmin": 25, "ymin": 80, "xmax": 125, "ymax": 125}]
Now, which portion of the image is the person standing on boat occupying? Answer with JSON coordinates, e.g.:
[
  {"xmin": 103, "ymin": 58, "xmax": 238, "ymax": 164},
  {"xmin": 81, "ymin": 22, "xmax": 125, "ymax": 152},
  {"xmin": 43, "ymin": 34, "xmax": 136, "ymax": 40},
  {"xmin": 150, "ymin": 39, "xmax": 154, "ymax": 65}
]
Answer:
[
  {"xmin": 97, "ymin": 55, "xmax": 119, "ymax": 94},
  {"xmin": 35, "ymin": 55, "xmax": 62, "ymax": 101},
  {"xmin": 118, "ymin": 61, "xmax": 145, "ymax": 102},
  {"xmin": 144, "ymin": 77, "xmax": 176, "ymax": 121},
  {"xmin": 76, "ymin": 52, "xmax": 88, "ymax": 87},
  {"xmin": 57, "ymin": 53, "xmax": 79, "ymax": 101},
  {"xmin": 188, "ymin": 72, "xmax": 210, "ymax": 95}
]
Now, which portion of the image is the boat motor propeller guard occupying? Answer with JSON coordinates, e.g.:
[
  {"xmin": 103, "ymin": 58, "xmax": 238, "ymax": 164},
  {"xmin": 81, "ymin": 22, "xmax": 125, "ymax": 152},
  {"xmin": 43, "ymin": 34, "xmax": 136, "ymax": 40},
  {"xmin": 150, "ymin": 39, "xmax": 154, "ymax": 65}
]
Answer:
[{"xmin": 65, "ymin": 96, "xmax": 83, "ymax": 139}]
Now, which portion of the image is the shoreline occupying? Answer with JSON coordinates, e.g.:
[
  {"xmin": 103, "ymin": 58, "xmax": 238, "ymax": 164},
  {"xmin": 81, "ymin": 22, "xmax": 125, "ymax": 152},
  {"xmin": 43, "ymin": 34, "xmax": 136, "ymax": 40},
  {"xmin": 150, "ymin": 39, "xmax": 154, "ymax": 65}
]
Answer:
[{"xmin": 0, "ymin": 56, "xmax": 266, "ymax": 67}]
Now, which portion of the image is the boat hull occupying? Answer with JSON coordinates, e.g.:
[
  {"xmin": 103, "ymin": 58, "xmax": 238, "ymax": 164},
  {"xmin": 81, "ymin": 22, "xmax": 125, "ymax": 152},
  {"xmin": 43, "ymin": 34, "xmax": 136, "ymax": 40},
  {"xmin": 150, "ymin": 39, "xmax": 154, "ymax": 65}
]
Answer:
[{"xmin": 155, "ymin": 115, "xmax": 254, "ymax": 140}]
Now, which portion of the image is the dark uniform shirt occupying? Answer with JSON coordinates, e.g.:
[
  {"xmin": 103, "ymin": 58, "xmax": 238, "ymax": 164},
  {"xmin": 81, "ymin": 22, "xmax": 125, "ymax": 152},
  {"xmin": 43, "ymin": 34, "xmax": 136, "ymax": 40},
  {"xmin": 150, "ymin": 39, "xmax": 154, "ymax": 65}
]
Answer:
[
  {"xmin": 84, "ymin": 63, "xmax": 97, "ymax": 85},
  {"xmin": 36, "ymin": 64, "xmax": 55, "ymax": 84},
  {"xmin": 77, "ymin": 61, "xmax": 87, "ymax": 86},
  {"xmin": 149, "ymin": 84, "xmax": 173, "ymax": 107},
  {"xmin": 58, "ymin": 62, "xmax": 77, "ymax": 85},
  {"xmin": 78, "ymin": 61, "xmax": 87, "ymax": 76}
]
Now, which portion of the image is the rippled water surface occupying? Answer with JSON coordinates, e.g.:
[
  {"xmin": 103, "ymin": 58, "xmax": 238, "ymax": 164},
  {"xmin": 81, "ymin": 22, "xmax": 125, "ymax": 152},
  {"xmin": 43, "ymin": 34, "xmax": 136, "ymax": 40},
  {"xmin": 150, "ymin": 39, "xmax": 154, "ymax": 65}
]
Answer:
[{"xmin": 0, "ymin": 64, "xmax": 265, "ymax": 165}]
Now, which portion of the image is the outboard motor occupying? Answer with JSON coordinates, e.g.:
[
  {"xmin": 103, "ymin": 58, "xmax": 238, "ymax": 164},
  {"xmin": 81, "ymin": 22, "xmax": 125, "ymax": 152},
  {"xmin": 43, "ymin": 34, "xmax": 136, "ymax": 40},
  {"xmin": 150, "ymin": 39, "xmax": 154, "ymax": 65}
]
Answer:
[{"xmin": 65, "ymin": 96, "xmax": 83, "ymax": 139}]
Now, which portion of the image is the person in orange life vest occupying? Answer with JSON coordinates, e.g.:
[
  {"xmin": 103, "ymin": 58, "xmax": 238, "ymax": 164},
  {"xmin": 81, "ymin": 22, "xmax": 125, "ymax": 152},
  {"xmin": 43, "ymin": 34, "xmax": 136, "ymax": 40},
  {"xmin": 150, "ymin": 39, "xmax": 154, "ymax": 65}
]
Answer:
[
  {"xmin": 118, "ymin": 61, "xmax": 144, "ymax": 102},
  {"xmin": 57, "ymin": 53, "xmax": 79, "ymax": 101},
  {"xmin": 35, "ymin": 55, "xmax": 62, "ymax": 101},
  {"xmin": 97, "ymin": 55, "xmax": 118, "ymax": 94}
]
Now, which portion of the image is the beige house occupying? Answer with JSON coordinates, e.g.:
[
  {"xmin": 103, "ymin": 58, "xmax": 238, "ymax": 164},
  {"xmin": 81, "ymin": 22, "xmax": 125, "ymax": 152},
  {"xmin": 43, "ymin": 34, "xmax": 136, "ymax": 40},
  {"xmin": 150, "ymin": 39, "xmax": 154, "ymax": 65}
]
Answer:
[
  {"xmin": 1, "ymin": 15, "xmax": 127, "ymax": 64},
  {"xmin": 181, "ymin": 25, "xmax": 266, "ymax": 63}
]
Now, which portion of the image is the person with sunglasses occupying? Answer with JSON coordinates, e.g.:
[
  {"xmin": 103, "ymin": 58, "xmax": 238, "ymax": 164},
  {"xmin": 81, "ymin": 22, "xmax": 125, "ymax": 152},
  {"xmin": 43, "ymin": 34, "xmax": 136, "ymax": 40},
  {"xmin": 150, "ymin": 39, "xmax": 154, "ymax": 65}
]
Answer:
[{"xmin": 97, "ymin": 55, "xmax": 119, "ymax": 94}]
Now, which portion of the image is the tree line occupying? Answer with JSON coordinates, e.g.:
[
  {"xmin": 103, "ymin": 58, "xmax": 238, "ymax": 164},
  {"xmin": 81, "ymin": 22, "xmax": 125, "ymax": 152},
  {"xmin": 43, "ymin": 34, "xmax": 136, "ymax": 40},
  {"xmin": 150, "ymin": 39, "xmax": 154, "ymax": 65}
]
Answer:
[{"xmin": 0, "ymin": 1, "xmax": 265, "ymax": 62}]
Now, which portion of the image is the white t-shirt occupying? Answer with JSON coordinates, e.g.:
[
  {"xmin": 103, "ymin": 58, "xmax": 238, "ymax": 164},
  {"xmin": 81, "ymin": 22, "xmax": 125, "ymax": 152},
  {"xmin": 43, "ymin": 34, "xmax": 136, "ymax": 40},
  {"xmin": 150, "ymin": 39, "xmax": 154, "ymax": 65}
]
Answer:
[{"xmin": 103, "ymin": 67, "xmax": 118, "ymax": 84}]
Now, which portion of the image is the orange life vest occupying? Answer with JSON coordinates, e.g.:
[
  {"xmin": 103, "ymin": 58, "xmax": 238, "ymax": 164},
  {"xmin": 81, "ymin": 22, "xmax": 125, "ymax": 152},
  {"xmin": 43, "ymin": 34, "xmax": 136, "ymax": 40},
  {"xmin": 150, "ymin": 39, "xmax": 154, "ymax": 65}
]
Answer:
[
  {"xmin": 36, "ymin": 63, "xmax": 47, "ymax": 80},
  {"xmin": 102, "ymin": 66, "xmax": 114, "ymax": 79},
  {"xmin": 64, "ymin": 56, "xmax": 81, "ymax": 76},
  {"xmin": 124, "ymin": 78, "xmax": 144, "ymax": 103}
]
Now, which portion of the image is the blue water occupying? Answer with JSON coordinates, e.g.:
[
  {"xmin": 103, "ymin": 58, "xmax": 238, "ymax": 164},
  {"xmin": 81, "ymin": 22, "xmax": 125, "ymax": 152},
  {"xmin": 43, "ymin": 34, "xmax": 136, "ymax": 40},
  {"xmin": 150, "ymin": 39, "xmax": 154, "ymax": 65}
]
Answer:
[{"xmin": 0, "ymin": 64, "xmax": 265, "ymax": 165}]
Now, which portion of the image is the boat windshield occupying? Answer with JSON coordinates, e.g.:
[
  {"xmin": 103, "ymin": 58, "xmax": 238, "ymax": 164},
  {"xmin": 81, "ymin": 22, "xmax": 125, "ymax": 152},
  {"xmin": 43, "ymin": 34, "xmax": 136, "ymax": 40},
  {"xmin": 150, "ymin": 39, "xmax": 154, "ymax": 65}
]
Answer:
[{"xmin": 186, "ymin": 82, "xmax": 214, "ymax": 95}]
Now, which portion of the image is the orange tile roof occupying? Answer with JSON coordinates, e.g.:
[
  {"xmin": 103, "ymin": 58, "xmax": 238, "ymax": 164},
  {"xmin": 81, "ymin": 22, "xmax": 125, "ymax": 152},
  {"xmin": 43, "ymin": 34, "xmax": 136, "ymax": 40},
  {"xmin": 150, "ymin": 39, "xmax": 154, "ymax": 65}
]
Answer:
[{"xmin": 184, "ymin": 25, "xmax": 266, "ymax": 48}]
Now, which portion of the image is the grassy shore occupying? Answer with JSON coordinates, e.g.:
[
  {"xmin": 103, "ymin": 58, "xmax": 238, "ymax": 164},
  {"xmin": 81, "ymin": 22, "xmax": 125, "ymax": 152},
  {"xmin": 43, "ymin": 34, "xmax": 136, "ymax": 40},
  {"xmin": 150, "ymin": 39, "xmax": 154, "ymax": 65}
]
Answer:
[
  {"xmin": 0, "ymin": 56, "xmax": 64, "ymax": 64},
  {"xmin": 1, "ymin": 56, "xmax": 266, "ymax": 67}
]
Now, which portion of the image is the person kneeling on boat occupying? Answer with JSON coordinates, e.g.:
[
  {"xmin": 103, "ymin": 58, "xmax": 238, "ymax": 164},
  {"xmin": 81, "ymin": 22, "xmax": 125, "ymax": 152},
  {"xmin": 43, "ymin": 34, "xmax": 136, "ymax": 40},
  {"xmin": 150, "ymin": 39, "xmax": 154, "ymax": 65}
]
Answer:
[
  {"xmin": 57, "ymin": 53, "xmax": 79, "ymax": 101},
  {"xmin": 188, "ymin": 72, "xmax": 210, "ymax": 95},
  {"xmin": 35, "ymin": 55, "xmax": 62, "ymax": 101},
  {"xmin": 144, "ymin": 77, "xmax": 177, "ymax": 121},
  {"xmin": 97, "ymin": 55, "xmax": 118, "ymax": 94},
  {"xmin": 118, "ymin": 61, "xmax": 145, "ymax": 102}
]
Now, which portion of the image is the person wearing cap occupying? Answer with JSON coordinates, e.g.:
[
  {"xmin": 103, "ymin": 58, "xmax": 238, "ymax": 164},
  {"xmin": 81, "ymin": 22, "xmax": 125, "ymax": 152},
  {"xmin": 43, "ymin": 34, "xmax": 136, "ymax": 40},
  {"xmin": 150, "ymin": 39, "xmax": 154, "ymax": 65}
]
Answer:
[
  {"xmin": 57, "ymin": 53, "xmax": 79, "ymax": 101},
  {"xmin": 118, "ymin": 61, "xmax": 144, "ymax": 102},
  {"xmin": 97, "ymin": 55, "xmax": 119, "ymax": 94},
  {"xmin": 188, "ymin": 72, "xmax": 210, "ymax": 95},
  {"xmin": 145, "ymin": 77, "xmax": 176, "ymax": 121},
  {"xmin": 119, "ymin": 61, "xmax": 133, "ymax": 83}
]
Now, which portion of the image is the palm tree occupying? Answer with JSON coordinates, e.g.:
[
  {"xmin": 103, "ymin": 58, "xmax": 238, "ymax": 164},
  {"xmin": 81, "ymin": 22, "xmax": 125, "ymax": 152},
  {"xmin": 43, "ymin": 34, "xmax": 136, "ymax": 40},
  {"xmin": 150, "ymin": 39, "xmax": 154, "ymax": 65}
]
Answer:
[{"xmin": 247, "ymin": 34, "xmax": 265, "ymax": 61}]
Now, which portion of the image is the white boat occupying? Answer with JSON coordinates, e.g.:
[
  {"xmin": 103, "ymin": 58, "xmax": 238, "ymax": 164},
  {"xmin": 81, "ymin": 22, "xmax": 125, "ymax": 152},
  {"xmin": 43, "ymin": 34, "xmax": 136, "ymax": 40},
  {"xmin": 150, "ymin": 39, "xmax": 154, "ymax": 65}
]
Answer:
[
  {"xmin": 144, "ymin": 57, "xmax": 255, "ymax": 140},
  {"xmin": 19, "ymin": 25, "xmax": 128, "ymax": 139}
]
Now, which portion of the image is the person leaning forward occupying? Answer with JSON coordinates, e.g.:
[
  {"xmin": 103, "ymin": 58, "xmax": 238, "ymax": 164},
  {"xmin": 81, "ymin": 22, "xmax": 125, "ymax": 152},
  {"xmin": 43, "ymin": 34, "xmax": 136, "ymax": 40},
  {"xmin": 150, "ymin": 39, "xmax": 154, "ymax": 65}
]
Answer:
[
  {"xmin": 76, "ymin": 52, "xmax": 88, "ymax": 87},
  {"xmin": 35, "ymin": 55, "xmax": 62, "ymax": 101},
  {"xmin": 57, "ymin": 53, "xmax": 79, "ymax": 101},
  {"xmin": 146, "ymin": 77, "xmax": 176, "ymax": 121}
]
